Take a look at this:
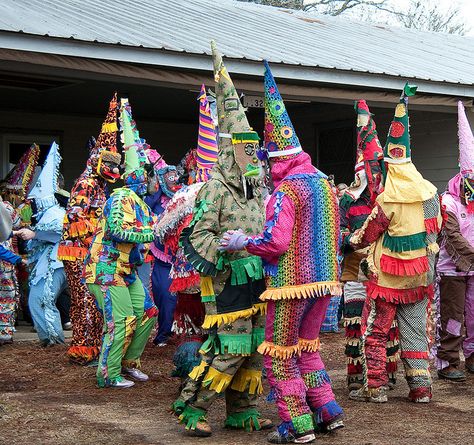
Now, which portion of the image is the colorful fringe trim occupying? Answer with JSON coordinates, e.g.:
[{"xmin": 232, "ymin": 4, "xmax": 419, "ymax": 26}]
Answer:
[
  {"xmin": 405, "ymin": 368, "xmax": 430, "ymax": 377},
  {"xmin": 257, "ymin": 338, "xmax": 320, "ymax": 358},
  {"xmin": 424, "ymin": 217, "xmax": 439, "ymax": 234},
  {"xmin": 122, "ymin": 357, "xmax": 141, "ymax": 369},
  {"xmin": 218, "ymin": 334, "xmax": 253, "ymax": 355},
  {"xmin": 408, "ymin": 386, "xmax": 432, "ymax": 401},
  {"xmin": 260, "ymin": 281, "xmax": 342, "ymax": 301},
  {"xmin": 201, "ymin": 303, "xmax": 266, "ymax": 329},
  {"xmin": 382, "ymin": 231, "xmax": 426, "ymax": 252},
  {"xmin": 66, "ymin": 345, "xmax": 100, "ymax": 363},
  {"xmin": 178, "ymin": 405, "xmax": 207, "ymax": 430},
  {"xmin": 291, "ymin": 414, "xmax": 315, "ymax": 434},
  {"xmin": 380, "ymin": 254, "xmax": 429, "ymax": 276},
  {"xmin": 224, "ymin": 408, "xmax": 262, "ymax": 432},
  {"xmin": 366, "ymin": 281, "xmax": 434, "ymax": 304},
  {"xmin": 401, "ymin": 351, "xmax": 429, "ymax": 359},
  {"xmin": 202, "ymin": 366, "xmax": 233, "ymax": 393},
  {"xmin": 314, "ymin": 400, "xmax": 344, "ymax": 426},
  {"xmin": 230, "ymin": 368, "xmax": 263, "ymax": 395},
  {"xmin": 302, "ymin": 369, "xmax": 331, "ymax": 388},
  {"xmin": 188, "ymin": 360, "xmax": 208, "ymax": 381},
  {"xmin": 57, "ymin": 245, "xmax": 89, "ymax": 261}
]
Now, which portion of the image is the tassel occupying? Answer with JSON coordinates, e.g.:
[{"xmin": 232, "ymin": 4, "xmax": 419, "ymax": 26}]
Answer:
[
  {"xmin": 260, "ymin": 281, "xmax": 342, "ymax": 301},
  {"xmin": 202, "ymin": 367, "xmax": 233, "ymax": 393},
  {"xmin": 380, "ymin": 254, "xmax": 429, "ymax": 276}
]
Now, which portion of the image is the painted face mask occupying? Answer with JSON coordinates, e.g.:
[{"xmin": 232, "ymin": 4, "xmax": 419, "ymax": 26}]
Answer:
[
  {"xmin": 157, "ymin": 166, "xmax": 181, "ymax": 198},
  {"xmin": 123, "ymin": 165, "xmax": 148, "ymax": 196},
  {"xmin": 463, "ymin": 174, "xmax": 474, "ymax": 213},
  {"xmin": 97, "ymin": 151, "xmax": 121, "ymax": 183},
  {"xmin": 232, "ymin": 131, "xmax": 262, "ymax": 182}
]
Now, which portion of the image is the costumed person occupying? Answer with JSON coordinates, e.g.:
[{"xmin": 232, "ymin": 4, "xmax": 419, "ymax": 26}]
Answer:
[
  {"xmin": 172, "ymin": 42, "xmax": 270, "ymax": 437},
  {"xmin": 144, "ymin": 149, "xmax": 181, "ymax": 347},
  {"xmin": 339, "ymin": 100, "xmax": 399, "ymax": 390},
  {"xmin": 220, "ymin": 60, "xmax": 344, "ymax": 444},
  {"xmin": 348, "ymin": 84, "xmax": 443, "ymax": 404},
  {"xmin": 16, "ymin": 142, "xmax": 67, "ymax": 346},
  {"xmin": 155, "ymin": 84, "xmax": 218, "ymax": 378},
  {"xmin": 0, "ymin": 202, "xmax": 23, "ymax": 344},
  {"xmin": 58, "ymin": 94, "xmax": 121, "ymax": 365},
  {"xmin": 83, "ymin": 98, "xmax": 157, "ymax": 388},
  {"xmin": 435, "ymin": 101, "xmax": 474, "ymax": 380}
]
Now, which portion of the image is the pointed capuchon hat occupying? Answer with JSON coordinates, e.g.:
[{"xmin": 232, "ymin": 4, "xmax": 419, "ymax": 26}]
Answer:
[
  {"xmin": 457, "ymin": 100, "xmax": 474, "ymax": 176},
  {"xmin": 2, "ymin": 143, "xmax": 40, "ymax": 197},
  {"xmin": 263, "ymin": 60, "xmax": 302, "ymax": 159},
  {"xmin": 355, "ymin": 100, "xmax": 383, "ymax": 171},
  {"xmin": 384, "ymin": 82, "xmax": 417, "ymax": 163},
  {"xmin": 196, "ymin": 84, "xmax": 218, "ymax": 182},
  {"xmin": 95, "ymin": 93, "xmax": 121, "ymax": 167},
  {"xmin": 28, "ymin": 141, "xmax": 62, "ymax": 212}
]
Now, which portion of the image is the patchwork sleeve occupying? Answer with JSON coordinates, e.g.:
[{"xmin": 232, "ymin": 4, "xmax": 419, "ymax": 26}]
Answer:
[
  {"xmin": 443, "ymin": 212, "xmax": 474, "ymax": 272},
  {"xmin": 350, "ymin": 203, "xmax": 391, "ymax": 248},
  {"xmin": 246, "ymin": 191, "xmax": 294, "ymax": 260}
]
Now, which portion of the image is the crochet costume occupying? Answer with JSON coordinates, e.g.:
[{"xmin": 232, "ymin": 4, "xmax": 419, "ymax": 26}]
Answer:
[
  {"xmin": 155, "ymin": 84, "xmax": 218, "ymax": 377},
  {"xmin": 435, "ymin": 101, "xmax": 474, "ymax": 375},
  {"xmin": 84, "ymin": 98, "xmax": 157, "ymax": 388},
  {"xmin": 27, "ymin": 142, "xmax": 68, "ymax": 346},
  {"xmin": 340, "ymin": 100, "xmax": 399, "ymax": 390},
  {"xmin": 222, "ymin": 61, "xmax": 344, "ymax": 441},
  {"xmin": 173, "ymin": 42, "xmax": 267, "ymax": 435},
  {"xmin": 58, "ymin": 94, "xmax": 121, "ymax": 365},
  {"xmin": 349, "ymin": 84, "xmax": 443, "ymax": 403}
]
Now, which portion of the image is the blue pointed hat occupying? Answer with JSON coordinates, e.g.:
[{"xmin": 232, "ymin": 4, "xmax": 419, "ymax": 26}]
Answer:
[{"xmin": 264, "ymin": 60, "xmax": 302, "ymax": 159}]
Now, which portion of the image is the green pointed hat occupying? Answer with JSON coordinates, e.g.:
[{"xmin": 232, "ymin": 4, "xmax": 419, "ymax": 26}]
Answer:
[{"xmin": 384, "ymin": 82, "xmax": 417, "ymax": 164}]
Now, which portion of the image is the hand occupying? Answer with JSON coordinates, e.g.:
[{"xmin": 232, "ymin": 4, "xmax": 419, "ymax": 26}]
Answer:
[
  {"xmin": 218, "ymin": 230, "xmax": 248, "ymax": 252},
  {"xmin": 16, "ymin": 228, "xmax": 36, "ymax": 241},
  {"xmin": 20, "ymin": 258, "xmax": 28, "ymax": 267}
]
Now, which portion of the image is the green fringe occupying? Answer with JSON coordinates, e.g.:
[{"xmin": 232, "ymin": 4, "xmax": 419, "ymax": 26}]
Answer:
[
  {"xmin": 109, "ymin": 227, "xmax": 154, "ymax": 243},
  {"xmin": 201, "ymin": 294, "xmax": 216, "ymax": 303},
  {"xmin": 218, "ymin": 333, "xmax": 253, "ymax": 355},
  {"xmin": 252, "ymin": 327, "xmax": 265, "ymax": 351},
  {"xmin": 199, "ymin": 334, "xmax": 220, "ymax": 355},
  {"xmin": 224, "ymin": 408, "xmax": 261, "ymax": 432},
  {"xmin": 180, "ymin": 225, "xmax": 219, "ymax": 277},
  {"xmin": 172, "ymin": 399, "xmax": 186, "ymax": 415},
  {"xmin": 190, "ymin": 199, "xmax": 210, "ymax": 225},
  {"xmin": 382, "ymin": 232, "xmax": 426, "ymax": 252},
  {"xmin": 338, "ymin": 193, "xmax": 354, "ymax": 212},
  {"xmin": 178, "ymin": 405, "xmax": 207, "ymax": 430},
  {"xmin": 230, "ymin": 256, "xmax": 264, "ymax": 286}
]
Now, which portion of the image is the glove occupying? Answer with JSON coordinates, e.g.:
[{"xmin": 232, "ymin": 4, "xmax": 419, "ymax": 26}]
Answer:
[{"xmin": 218, "ymin": 230, "xmax": 248, "ymax": 252}]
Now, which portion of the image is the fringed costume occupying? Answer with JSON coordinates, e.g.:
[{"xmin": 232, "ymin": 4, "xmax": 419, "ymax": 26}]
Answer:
[
  {"xmin": 84, "ymin": 98, "xmax": 157, "ymax": 388},
  {"xmin": 172, "ymin": 42, "xmax": 269, "ymax": 437},
  {"xmin": 221, "ymin": 61, "xmax": 344, "ymax": 443},
  {"xmin": 349, "ymin": 84, "xmax": 443, "ymax": 404},
  {"xmin": 340, "ymin": 100, "xmax": 399, "ymax": 390},
  {"xmin": 435, "ymin": 101, "xmax": 474, "ymax": 379},
  {"xmin": 58, "ymin": 94, "xmax": 121, "ymax": 364},
  {"xmin": 27, "ymin": 142, "xmax": 67, "ymax": 346}
]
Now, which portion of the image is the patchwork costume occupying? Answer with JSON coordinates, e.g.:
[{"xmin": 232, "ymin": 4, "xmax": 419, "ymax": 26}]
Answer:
[
  {"xmin": 221, "ymin": 61, "xmax": 344, "ymax": 443},
  {"xmin": 27, "ymin": 142, "xmax": 67, "ymax": 345},
  {"xmin": 58, "ymin": 94, "xmax": 121, "ymax": 364},
  {"xmin": 349, "ymin": 84, "xmax": 443, "ymax": 403},
  {"xmin": 435, "ymin": 101, "xmax": 474, "ymax": 377},
  {"xmin": 84, "ymin": 98, "xmax": 157, "ymax": 388},
  {"xmin": 340, "ymin": 100, "xmax": 399, "ymax": 390},
  {"xmin": 173, "ymin": 42, "xmax": 268, "ymax": 436}
]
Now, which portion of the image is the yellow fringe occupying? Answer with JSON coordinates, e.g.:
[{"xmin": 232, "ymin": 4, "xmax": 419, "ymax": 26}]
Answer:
[
  {"xmin": 102, "ymin": 122, "xmax": 118, "ymax": 133},
  {"xmin": 347, "ymin": 338, "xmax": 360, "ymax": 346},
  {"xmin": 406, "ymin": 368, "xmax": 430, "ymax": 377},
  {"xmin": 122, "ymin": 316, "xmax": 137, "ymax": 355},
  {"xmin": 200, "ymin": 276, "xmax": 214, "ymax": 297},
  {"xmin": 202, "ymin": 303, "xmax": 267, "ymax": 329},
  {"xmin": 230, "ymin": 368, "xmax": 263, "ymax": 395},
  {"xmin": 188, "ymin": 360, "xmax": 208, "ymax": 381},
  {"xmin": 427, "ymin": 242, "xmax": 440, "ymax": 255},
  {"xmin": 347, "ymin": 356, "xmax": 363, "ymax": 365},
  {"xmin": 386, "ymin": 340, "xmax": 399, "ymax": 348},
  {"xmin": 299, "ymin": 337, "xmax": 320, "ymax": 352},
  {"xmin": 387, "ymin": 352, "xmax": 400, "ymax": 363},
  {"xmin": 258, "ymin": 341, "xmax": 300, "ymax": 359},
  {"xmin": 122, "ymin": 358, "xmax": 141, "ymax": 369},
  {"xmin": 343, "ymin": 316, "xmax": 362, "ymax": 326},
  {"xmin": 202, "ymin": 367, "xmax": 233, "ymax": 393},
  {"xmin": 260, "ymin": 282, "xmax": 342, "ymax": 301}
]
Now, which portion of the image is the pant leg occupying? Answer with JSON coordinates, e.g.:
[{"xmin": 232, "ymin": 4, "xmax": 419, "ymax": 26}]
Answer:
[
  {"xmin": 122, "ymin": 278, "xmax": 157, "ymax": 368},
  {"xmin": 0, "ymin": 263, "xmax": 18, "ymax": 339},
  {"xmin": 436, "ymin": 275, "xmax": 467, "ymax": 369},
  {"xmin": 462, "ymin": 276, "xmax": 474, "ymax": 360},
  {"xmin": 298, "ymin": 296, "xmax": 343, "ymax": 427},
  {"xmin": 88, "ymin": 284, "xmax": 136, "ymax": 386},
  {"xmin": 56, "ymin": 287, "xmax": 71, "ymax": 324},
  {"xmin": 261, "ymin": 298, "xmax": 314, "ymax": 435},
  {"xmin": 360, "ymin": 297, "xmax": 397, "ymax": 389},
  {"xmin": 151, "ymin": 259, "xmax": 176, "ymax": 344},
  {"xmin": 137, "ymin": 261, "xmax": 152, "ymax": 294},
  {"xmin": 29, "ymin": 268, "xmax": 67, "ymax": 344},
  {"xmin": 396, "ymin": 297, "xmax": 432, "ymax": 400}
]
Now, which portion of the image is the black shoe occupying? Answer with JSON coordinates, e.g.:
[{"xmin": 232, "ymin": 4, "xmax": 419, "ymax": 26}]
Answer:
[{"xmin": 437, "ymin": 368, "xmax": 466, "ymax": 381}]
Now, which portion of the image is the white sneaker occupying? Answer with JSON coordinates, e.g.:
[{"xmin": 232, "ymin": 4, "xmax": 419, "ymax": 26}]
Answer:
[
  {"xmin": 110, "ymin": 377, "xmax": 135, "ymax": 388},
  {"xmin": 123, "ymin": 367, "xmax": 149, "ymax": 382},
  {"xmin": 414, "ymin": 396, "xmax": 430, "ymax": 403}
]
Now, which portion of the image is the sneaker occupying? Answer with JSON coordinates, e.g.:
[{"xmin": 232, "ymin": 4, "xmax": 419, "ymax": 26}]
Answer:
[
  {"xmin": 267, "ymin": 430, "xmax": 315, "ymax": 444},
  {"xmin": 110, "ymin": 377, "xmax": 135, "ymax": 389},
  {"xmin": 123, "ymin": 367, "xmax": 149, "ymax": 382},
  {"xmin": 413, "ymin": 396, "xmax": 430, "ymax": 403},
  {"xmin": 326, "ymin": 417, "xmax": 344, "ymax": 432},
  {"xmin": 349, "ymin": 387, "xmax": 388, "ymax": 403},
  {"xmin": 157, "ymin": 342, "xmax": 167, "ymax": 347},
  {"xmin": 62, "ymin": 322, "xmax": 73, "ymax": 330}
]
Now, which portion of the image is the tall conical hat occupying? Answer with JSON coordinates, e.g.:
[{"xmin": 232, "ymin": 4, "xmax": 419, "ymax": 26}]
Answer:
[
  {"xmin": 384, "ymin": 82, "xmax": 417, "ymax": 163},
  {"xmin": 2, "ymin": 143, "xmax": 40, "ymax": 197},
  {"xmin": 263, "ymin": 60, "xmax": 302, "ymax": 159},
  {"xmin": 28, "ymin": 141, "xmax": 62, "ymax": 212},
  {"xmin": 354, "ymin": 100, "xmax": 383, "ymax": 171},
  {"xmin": 457, "ymin": 101, "xmax": 474, "ymax": 176},
  {"xmin": 96, "ymin": 93, "xmax": 121, "ymax": 165},
  {"xmin": 196, "ymin": 84, "xmax": 218, "ymax": 182}
]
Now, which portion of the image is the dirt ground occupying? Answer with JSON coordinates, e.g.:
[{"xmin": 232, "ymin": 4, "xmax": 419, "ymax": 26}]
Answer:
[{"xmin": 0, "ymin": 333, "xmax": 472, "ymax": 445}]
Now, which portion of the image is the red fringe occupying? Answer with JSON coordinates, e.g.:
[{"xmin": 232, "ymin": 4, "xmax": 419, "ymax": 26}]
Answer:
[
  {"xmin": 174, "ymin": 293, "xmax": 205, "ymax": 326},
  {"xmin": 380, "ymin": 254, "xmax": 429, "ymax": 276},
  {"xmin": 408, "ymin": 387, "xmax": 432, "ymax": 401},
  {"xmin": 169, "ymin": 274, "xmax": 200, "ymax": 293},
  {"xmin": 424, "ymin": 217, "xmax": 439, "ymax": 234},
  {"xmin": 348, "ymin": 205, "xmax": 372, "ymax": 218},
  {"xmin": 163, "ymin": 214, "xmax": 193, "ymax": 253},
  {"xmin": 366, "ymin": 281, "xmax": 434, "ymax": 304},
  {"xmin": 345, "ymin": 328, "xmax": 361, "ymax": 338},
  {"xmin": 401, "ymin": 351, "xmax": 428, "ymax": 359},
  {"xmin": 386, "ymin": 361, "xmax": 398, "ymax": 373},
  {"xmin": 387, "ymin": 327, "xmax": 399, "ymax": 341},
  {"xmin": 347, "ymin": 363, "xmax": 363, "ymax": 374}
]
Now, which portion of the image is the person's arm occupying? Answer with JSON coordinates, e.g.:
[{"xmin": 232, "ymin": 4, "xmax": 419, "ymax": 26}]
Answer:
[
  {"xmin": 0, "ymin": 244, "xmax": 22, "ymax": 265},
  {"xmin": 443, "ymin": 211, "xmax": 474, "ymax": 272},
  {"xmin": 350, "ymin": 203, "xmax": 391, "ymax": 249}
]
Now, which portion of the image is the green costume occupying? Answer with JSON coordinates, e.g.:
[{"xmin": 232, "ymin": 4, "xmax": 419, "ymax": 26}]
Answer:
[
  {"xmin": 84, "ymin": 98, "xmax": 157, "ymax": 387},
  {"xmin": 173, "ymin": 41, "xmax": 267, "ymax": 432}
]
